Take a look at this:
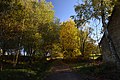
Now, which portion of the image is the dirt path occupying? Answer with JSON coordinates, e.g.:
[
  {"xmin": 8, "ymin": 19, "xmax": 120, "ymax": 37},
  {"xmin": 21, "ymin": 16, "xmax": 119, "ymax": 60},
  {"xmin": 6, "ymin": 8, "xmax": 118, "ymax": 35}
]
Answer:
[
  {"xmin": 45, "ymin": 72, "xmax": 86, "ymax": 80},
  {"xmin": 44, "ymin": 60, "xmax": 97, "ymax": 80}
]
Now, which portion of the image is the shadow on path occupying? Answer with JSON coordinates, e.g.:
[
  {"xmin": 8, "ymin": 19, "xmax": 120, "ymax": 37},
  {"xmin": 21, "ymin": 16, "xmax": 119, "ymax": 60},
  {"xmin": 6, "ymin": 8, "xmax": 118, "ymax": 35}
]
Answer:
[
  {"xmin": 45, "ymin": 71, "xmax": 82, "ymax": 80},
  {"xmin": 44, "ymin": 60, "xmax": 97, "ymax": 80}
]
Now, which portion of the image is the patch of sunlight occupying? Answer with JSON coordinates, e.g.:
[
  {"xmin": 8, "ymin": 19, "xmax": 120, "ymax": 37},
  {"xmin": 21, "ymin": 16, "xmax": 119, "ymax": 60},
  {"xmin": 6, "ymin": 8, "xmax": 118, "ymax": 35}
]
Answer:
[
  {"xmin": 46, "ymin": 58, "xmax": 51, "ymax": 61},
  {"xmin": 89, "ymin": 53, "xmax": 101, "ymax": 60},
  {"xmin": 56, "ymin": 56, "xmax": 63, "ymax": 59},
  {"xmin": 89, "ymin": 56, "xmax": 98, "ymax": 59},
  {"xmin": 51, "ymin": 56, "xmax": 64, "ymax": 60},
  {"xmin": 56, "ymin": 68, "xmax": 71, "ymax": 72},
  {"xmin": 89, "ymin": 53, "xmax": 101, "ymax": 56},
  {"xmin": 73, "ymin": 66, "xmax": 83, "ymax": 69}
]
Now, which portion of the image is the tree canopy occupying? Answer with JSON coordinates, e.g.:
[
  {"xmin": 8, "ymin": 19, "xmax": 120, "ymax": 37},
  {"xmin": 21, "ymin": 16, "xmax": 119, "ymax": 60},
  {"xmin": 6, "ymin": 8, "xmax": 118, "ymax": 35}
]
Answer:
[
  {"xmin": 72, "ymin": 0, "xmax": 117, "ymax": 28},
  {"xmin": 60, "ymin": 20, "xmax": 81, "ymax": 58}
]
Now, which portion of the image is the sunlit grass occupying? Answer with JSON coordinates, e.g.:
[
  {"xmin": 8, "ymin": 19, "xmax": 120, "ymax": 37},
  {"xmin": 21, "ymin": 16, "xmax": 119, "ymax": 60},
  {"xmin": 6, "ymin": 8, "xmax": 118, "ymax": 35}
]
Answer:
[
  {"xmin": 89, "ymin": 53, "xmax": 101, "ymax": 60},
  {"xmin": 73, "ymin": 66, "xmax": 83, "ymax": 69},
  {"xmin": 46, "ymin": 56, "xmax": 64, "ymax": 61}
]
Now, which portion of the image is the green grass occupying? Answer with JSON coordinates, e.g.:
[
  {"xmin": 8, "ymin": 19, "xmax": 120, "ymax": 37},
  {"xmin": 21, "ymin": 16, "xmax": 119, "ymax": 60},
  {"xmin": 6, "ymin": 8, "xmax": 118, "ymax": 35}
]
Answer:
[
  {"xmin": 68, "ymin": 62, "xmax": 88, "ymax": 70},
  {"xmin": 0, "ymin": 59, "xmax": 53, "ymax": 80},
  {"xmin": 73, "ymin": 62, "xmax": 120, "ymax": 80},
  {"xmin": 0, "ymin": 69, "xmax": 36, "ymax": 80},
  {"xmin": 2, "ymin": 59, "xmax": 120, "ymax": 80}
]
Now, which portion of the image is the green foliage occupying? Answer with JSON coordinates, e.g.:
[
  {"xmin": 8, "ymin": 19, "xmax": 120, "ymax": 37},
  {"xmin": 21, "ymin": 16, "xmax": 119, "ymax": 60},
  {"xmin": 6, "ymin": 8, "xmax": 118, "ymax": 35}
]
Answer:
[
  {"xmin": 0, "ymin": 59, "xmax": 52, "ymax": 80},
  {"xmin": 32, "ymin": 60, "xmax": 52, "ymax": 80},
  {"xmin": 0, "ymin": 0, "xmax": 55, "ymax": 55},
  {"xmin": 0, "ymin": 0, "xmax": 55, "ymax": 70},
  {"xmin": 40, "ymin": 19, "xmax": 61, "ymax": 55},
  {"xmin": 0, "ymin": 1, "xmax": 25, "ymax": 49},
  {"xmin": 21, "ymin": 0, "xmax": 54, "ymax": 55},
  {"xmin": 72, "ymin": 0, "xmax": 116, "ymax": 27},
  {"xmin": 51, "ymin": 43, "xmax": 62, "ymax": 58}
]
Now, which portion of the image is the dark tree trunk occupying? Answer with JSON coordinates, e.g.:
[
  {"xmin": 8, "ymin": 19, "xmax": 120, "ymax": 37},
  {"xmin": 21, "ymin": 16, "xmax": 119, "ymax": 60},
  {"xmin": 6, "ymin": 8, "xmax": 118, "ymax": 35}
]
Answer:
[
  {"xmin": 102, "ymin": 0, "xmax": 120, "ymax": 66},
  {"xmin": 13, "ymin": 50, "xmax": 20, "ymax": 67},
  {"xmin": 0, "ymin": 49, "xmax": 6, "ymax": 71},
  {"xmin": 28, "ymin": 47, "xmax": 33, "ymax": 66}
]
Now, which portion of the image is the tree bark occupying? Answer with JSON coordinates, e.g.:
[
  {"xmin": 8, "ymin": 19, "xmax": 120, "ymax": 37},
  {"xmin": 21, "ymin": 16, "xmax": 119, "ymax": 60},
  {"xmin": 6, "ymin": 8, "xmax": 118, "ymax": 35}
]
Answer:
[
  {"xmin": 13, "ymin": 50, "xmax": 20, "ymax": 67},
  {"xmin": 0, "ymin": 49, "xmax": 6, "ymax": 71}
]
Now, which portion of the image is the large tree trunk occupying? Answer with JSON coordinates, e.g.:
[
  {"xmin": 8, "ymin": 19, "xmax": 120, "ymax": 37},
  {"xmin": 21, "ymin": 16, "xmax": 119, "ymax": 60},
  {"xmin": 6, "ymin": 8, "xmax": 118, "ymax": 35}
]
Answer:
[{"xmin": 102, "ymin": 0, "xmax": 120, "ymax": 66}]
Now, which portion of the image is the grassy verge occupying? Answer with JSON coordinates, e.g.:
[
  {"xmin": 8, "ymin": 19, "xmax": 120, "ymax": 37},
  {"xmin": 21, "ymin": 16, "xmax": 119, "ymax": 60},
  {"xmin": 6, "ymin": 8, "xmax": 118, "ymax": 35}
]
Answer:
[
  {"xmin": 0, "ymin": 69, "xmax": 36, "ymax": 80},
  {"xmin": 0, "ymin": 59, "xmax": 53, "ymax": 80},
  {"xmin": 73, "ymin": 62, "xmax": 120, "ymax": 80}
]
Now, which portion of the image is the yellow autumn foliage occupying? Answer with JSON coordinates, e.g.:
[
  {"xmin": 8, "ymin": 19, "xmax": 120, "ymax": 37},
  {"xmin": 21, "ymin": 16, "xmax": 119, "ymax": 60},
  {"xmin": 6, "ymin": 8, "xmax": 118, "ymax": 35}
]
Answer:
[{"xmin": 60, "ymin": 20, "xmax": 81, "ymax": 58}]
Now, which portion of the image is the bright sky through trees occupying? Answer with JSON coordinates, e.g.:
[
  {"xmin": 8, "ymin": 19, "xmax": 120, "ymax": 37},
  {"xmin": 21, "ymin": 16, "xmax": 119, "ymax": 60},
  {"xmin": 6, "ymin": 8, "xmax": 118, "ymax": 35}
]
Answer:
[
  {"xmin": 45, "ymin": 0, "xmax": 102, "ymax": 42},
  {"xmin": 46, "ymin": 0, "xmax": 82, "ymax": 22}
]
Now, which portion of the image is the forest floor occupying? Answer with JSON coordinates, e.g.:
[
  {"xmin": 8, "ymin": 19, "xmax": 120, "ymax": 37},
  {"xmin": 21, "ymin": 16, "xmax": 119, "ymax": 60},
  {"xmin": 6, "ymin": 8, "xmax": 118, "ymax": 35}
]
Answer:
[
  {"xmin": 44, "ymin": 60, "xmax": 97, "ymax": 80},
  {"xmin": 0, "ymin": 59, "xmax": 120, "ymax": 80},
  {"xmin": 44, "ymin": 59, "xmax": 120, "ymax": 80}
]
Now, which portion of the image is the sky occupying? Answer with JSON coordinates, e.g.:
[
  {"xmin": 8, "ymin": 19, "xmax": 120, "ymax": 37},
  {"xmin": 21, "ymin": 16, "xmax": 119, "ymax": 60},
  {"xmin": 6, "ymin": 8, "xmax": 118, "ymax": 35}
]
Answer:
[
  {"xmin": 45, "ymin": 0, "xmax": 103, "ymax": 42},
  {"xmin": 46, "ymin": 0, "xmax": 80, "ymax": 22}
]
